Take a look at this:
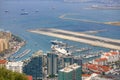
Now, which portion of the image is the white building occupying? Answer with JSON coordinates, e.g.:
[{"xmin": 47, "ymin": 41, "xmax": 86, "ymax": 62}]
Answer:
[
  {"xmin": 93, "ymin": 58, "xmax": 107, "ymax": 65},
  {"xmin": 47, "ymin": 52, "xmax": 58, "ymax": 76},
  {"xmin": 93, "ymin": 50, "xmax": 120, "ymax": 65},
  {"xmin": 6, "ymin": 61, "xmax": 23, "ymax": 73},
  {"xmin": 102, "ymin": 50, "xmax": 120, "ymax": 63}
]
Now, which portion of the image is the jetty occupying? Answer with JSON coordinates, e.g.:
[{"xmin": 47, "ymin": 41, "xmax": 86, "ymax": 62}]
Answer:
[
  {"xmin": 28, "ymin": 28, "xmax": 120, "ymax": 50},
  {"xmin": 13, "ymin": 49, "xmax": 31, "ymax": 59}
]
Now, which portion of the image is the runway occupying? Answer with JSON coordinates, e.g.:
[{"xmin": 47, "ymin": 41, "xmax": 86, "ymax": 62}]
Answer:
[{"xmin": 28, "ymin": 28, "xmax": 120, "ymax": 50}]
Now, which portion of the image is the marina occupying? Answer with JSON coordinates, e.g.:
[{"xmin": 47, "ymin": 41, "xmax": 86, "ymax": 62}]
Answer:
[
  {"xmin": 0, "ymin": 1, "xmax": 120, "ymax": 79},
  {"xmin": 29, "ymin": 28, "xmax": 120, "ymax": 50},
  {"xmin": 51, "ymin": 40, "xmax": 92, "ymax": 55},
  {"xmin": 50, "ymin": 40, "xmax": 102, "ymax": 63},
  {"xmin": 81, "ymin": 51, "xmax": 102, "ymax": 59},
  {"xmin": 75, "ymin": 48, "xmax": 92, "ymax": 52},
  {"xmin": 10, "ymin": 49, "xmax": 31, "ymax": 60}
]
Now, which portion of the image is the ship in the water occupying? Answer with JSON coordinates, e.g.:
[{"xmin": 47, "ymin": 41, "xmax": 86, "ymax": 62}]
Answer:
[
  {"xmin": 51, "ymin": 40, "xmax": 71, "ymax": 55},
  {"xmin": 20, "ymin": 12, "xmax": 28, "ymax": 15},
  {"xmin": 4, "ymin": 10, "xmax": 9, "ymax": 13},
  {"xmin": 51, "ymin": 40, "xmax": 91, "ymax": 55}
]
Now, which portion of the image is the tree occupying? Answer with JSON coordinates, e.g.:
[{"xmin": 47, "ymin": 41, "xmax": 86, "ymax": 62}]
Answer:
[{"xmin": 0, "ymin": 68, "xmax": 28, "ymax": 80}]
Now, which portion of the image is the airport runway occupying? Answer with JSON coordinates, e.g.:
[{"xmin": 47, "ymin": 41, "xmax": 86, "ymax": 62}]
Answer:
[{"xmin": 28, "ymin": 28, "xmax": 120, "ymax": 50}]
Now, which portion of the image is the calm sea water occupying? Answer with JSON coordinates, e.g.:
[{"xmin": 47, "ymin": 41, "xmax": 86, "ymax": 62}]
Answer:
[{"xmin": 0, "ymin": 0, "xmax": 120, "ymax": 61}]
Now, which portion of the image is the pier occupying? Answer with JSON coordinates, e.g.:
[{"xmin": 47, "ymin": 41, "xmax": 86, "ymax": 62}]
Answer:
[
  {"xmin": 10, "ymin": 49, "xmax": 31, "ymax": 60},
  {"xmin": 28, "ymin": 28, "xmax": 120, "ymax": 50}
]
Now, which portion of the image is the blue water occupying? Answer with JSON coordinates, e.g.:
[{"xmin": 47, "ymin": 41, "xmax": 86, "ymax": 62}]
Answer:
[{"xmin": 0, "ymin": 0, "xmax": 120, "ymax": 61}]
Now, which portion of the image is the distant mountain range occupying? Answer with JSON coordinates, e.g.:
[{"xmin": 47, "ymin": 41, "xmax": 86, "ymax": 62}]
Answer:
[
  {"xmin": 4, "ymin": 0, "xmax": 120, "ymax": 4},
  {"xmin": 64, "ymin": 0, "xmax": 120, "ymax": 4}
]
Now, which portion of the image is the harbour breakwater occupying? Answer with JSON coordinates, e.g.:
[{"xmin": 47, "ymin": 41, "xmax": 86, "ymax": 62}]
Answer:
[
  {"xmin": 59, "ymin": 14, "xmax": 120, "ymax": 26},
  {"xmin": 28, "ymin": 28, "xmax": 120, "ymax": 50},
  {"xmin": 59, "ymin": 14, "xmax": 103, "ymax": 24}
]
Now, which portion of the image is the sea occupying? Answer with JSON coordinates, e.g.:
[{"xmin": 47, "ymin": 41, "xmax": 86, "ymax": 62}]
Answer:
[{"xmin": 0, "ymin": 0, "xmax": 120, "ymax": 61}]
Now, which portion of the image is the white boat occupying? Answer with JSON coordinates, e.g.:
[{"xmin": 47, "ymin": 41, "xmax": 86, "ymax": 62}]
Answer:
[
  {"xmin": 51, "ymin": 40, "xmax": 66, "ymax": 46},
  {"xmin": 51, "ymin": 40, "xmax": 71, "ymax": 55},
  {"xmin": 20, "ymin": 12, "xmax": 28, "ymax": 15}
]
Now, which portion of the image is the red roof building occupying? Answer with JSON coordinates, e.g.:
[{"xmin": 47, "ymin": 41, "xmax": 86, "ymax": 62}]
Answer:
[
  {"xmin": 27, "ymin": 76, "xmax": 33, "ymax": 80},
  {"xmin": 83, "ymin": 63, "xmax": 111, "ymax": 73},
  {"xmin": 0, "ymin": 60, "xmax": 7, "ymax": 68},
  {"xmin": 95, "ymin": 58, "xmax": 107, "ymax": 62},
  {"xmin": 104, "ymin": 53, "xmax": 111, "ymax": 56},
  {"xmin": 93, "ymin": 58, "xmax": 107, "ymax": 65},
  {"xmin": 101, "ymin": 50, "xmax": 120, "ymax": 63},
  {"xmin": 0, "ymin": 60, "xmax": 7, "ymax": 64},
  {"xmin": 82, "ymin": 74, "xmax": 91, "ymax": 77},
  {"xmin": 110, "ymin": 51, "xmax": 119, "ymax": 55}
]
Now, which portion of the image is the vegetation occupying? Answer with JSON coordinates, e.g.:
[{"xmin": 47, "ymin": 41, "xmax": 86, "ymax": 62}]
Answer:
[
  {"xmin": 114, "ymin": 60, "xmax": 120, "ymax": 68},
  {"xmin": 12, "ymin": 34, "xmax": 24, "ymax": 42},
  {"xmin": 48, "ymin": 74, "xmax": 57, "ymax": 78},
  {"xmin": 0, "ymin": 68, "xmax": 28, "ymax": 80}
]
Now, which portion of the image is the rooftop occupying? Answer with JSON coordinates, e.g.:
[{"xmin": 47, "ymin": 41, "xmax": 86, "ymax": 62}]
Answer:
[
  {"xmin": 82, "ymin": 74, "xmax": 91, "ymax": 77},
  {"xmin": 110, "ymin": 51, "xmax": 119, "ymax": 55},
  {"xmin": 27, "ymin": 76, "xmax": 33, "ymax": 80},
  {"xmin": 32, "ymin": 50, "xmax": 43, "ymax": 57},
  {"xmin": 0, "ymin": 60, "xmax": 7, "ymax": 64},
  {"xmin": 7, "ymin": 61, "xmax": 23, "ymax": 66},
  {"xmin": 83, "ymin": 63, "xmax": 111, "ymax": 73},
  {"xmin": 104, "ymin": 50, "xmax": 120, "ymax": 56},
  {"xmin": 95, "ymin": 58, "xmax": 107, "ymax": 62},
  {"xmin": 60, "ymin": 63, "xmax": 81, "ymax": 73},
  {"xmin": 104, "ymin": 53, "xmax": 111, "ymax": 56}
]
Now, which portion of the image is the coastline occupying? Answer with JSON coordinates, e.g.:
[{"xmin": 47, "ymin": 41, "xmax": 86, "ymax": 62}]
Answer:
[
  {"xmin": 86, "ymin": 7, "xmax": 120, "ymax": 10},
  {"xmin": 104, "ymin": 22, "xmax": 120, "ymax": 26},
  {"xmin": 0, "ymin": 34, "xmax": 26, "ymax": 60}
]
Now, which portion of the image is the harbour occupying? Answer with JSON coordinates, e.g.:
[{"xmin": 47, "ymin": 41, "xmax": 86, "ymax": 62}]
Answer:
[{"xmin": 0, "ymin": 0, "xmax": 120, "ymax": 79}]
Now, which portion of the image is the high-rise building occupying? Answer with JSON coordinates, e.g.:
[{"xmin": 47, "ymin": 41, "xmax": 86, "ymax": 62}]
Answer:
[
  {"xmin": 47, "ymin": 52, "xmax": 58, "ymax": 76},
  {"xmin": 0, "ymin": 31, "xmax": 11, "ymax": 53},
  {"xmin": 23, "ymin": 50, "xmax": 43, "ymax": 80},
  {"xmin": 62, "ymin": 55, "xmax": 74, "ymax": 67},
  {"xmin": 6, "ymin": 61, "xmax": 23, "ymax": 73},
  {"xmin": 0, "ymin": 31, "xmax": 11, "ymax": 41},
  {"xmin": 0, "ymin": 39, "xmax": 4, "ymax": 52},
  {"xmin": 0, "ymin": 39, "xmax": 9, "ymax": 53},
  {"xmin": 58, "ymin": 64, "xmax": 82, "ymax": 80},
  {"xmin": 73, "ymin": 56, "xmax": 82, "ymax": 66}
]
